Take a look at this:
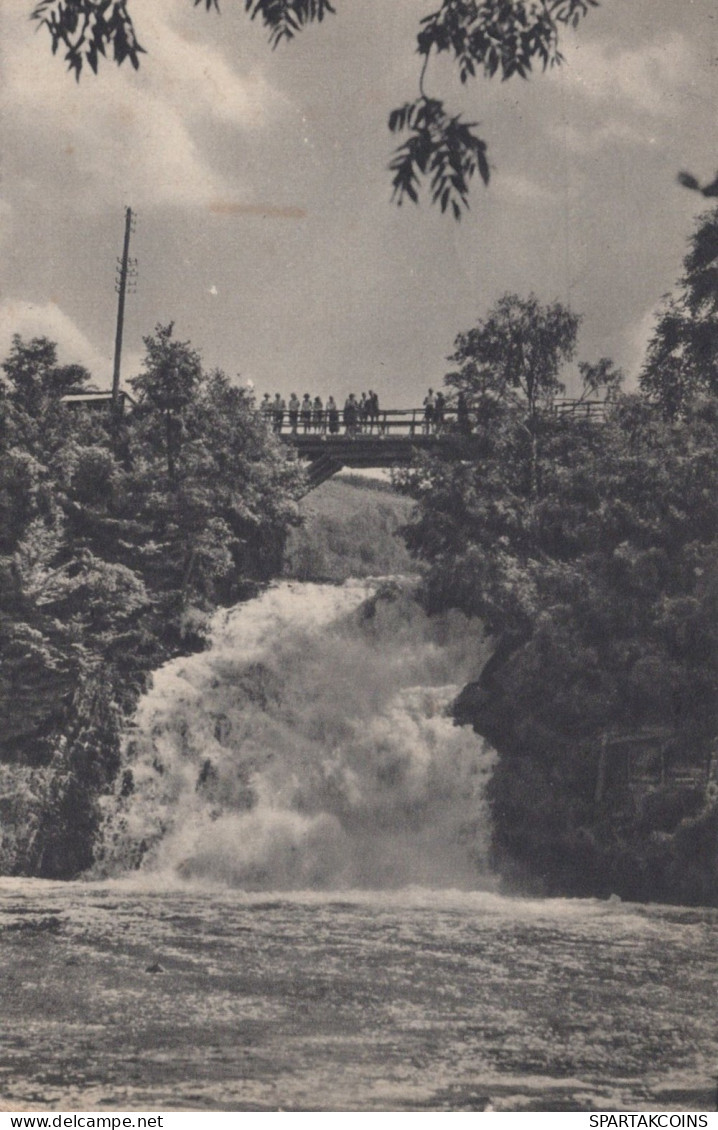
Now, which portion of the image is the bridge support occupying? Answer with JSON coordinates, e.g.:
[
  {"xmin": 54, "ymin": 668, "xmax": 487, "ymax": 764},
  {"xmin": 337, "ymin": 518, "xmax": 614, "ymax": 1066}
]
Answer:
[
  {"xmin": 303, "ymin": 452, "xmax": 345, "ymax": 490},
  {"xmin": 284, "ymin": 433, "xmax": 442, "ymax": 495}
]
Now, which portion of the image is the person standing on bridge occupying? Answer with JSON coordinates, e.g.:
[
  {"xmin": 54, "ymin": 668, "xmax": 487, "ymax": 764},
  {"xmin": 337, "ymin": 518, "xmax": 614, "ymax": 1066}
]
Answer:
[
  {"xmin": 358, "ymin": 392, "xmax": 368, "ymax": 432},
  {"xmin": 312, "ymin": 395, "xmax": 324, "ymax": 433},
  {"xmin": 327, "ymin": 396, "xmax": 340, "ymax": 435},
  {"xmin": 423, "ymin": 388, "xmax": 436, "ymax": 434},
  {"xmin": 434, "ymin": 390, "xmax": 446, "ymax": 433},
  {"xmin": 260, "ymin": 392, "xmax": 272, "ymax": 426},
  {"xmin": 344, "ymin": 393, "xmax": 358, "ymax": 437},
  {"xmin": 367, "ymin": 390, "xmax": 380, "ymax": 433},
  {"xmin": 301, "ymin": 393, "xmax": 312, "ymax": 433},
  {"xmin": 273, "ymin": 393, "xmax": 285, "ymax": 433},
  {"xmin": 288, "ymin": 393, "xmax": 300, "ymax": 434}
]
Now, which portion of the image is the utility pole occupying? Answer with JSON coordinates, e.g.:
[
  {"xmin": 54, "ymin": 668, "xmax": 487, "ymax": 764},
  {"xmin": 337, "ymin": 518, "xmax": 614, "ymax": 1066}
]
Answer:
[{"xmin": 111, "ymin": 206, "xmax": 137, "ymax": 414}]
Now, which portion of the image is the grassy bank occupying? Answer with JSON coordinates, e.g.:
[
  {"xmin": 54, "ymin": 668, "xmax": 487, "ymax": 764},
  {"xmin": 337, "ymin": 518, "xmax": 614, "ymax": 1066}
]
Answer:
[{"xmin": 284, "ymin": 475, "xmax": 416, "ymax": 582}]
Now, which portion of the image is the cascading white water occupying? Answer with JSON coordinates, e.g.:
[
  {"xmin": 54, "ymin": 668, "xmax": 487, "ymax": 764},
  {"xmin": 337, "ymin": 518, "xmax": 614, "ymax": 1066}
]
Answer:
[
  {"xmin": 98, "ymin": 579, "xmax": 495, "ymax": 889},
  {"xmin": 7, "ymin": 578, "xmax": 718, "ymax": 1113}
]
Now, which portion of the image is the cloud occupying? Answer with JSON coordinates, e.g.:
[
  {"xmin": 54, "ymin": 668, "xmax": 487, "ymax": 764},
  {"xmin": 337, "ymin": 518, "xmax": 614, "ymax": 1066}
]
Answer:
[
  {"xmin": 1, "ymin": 0, "xmax": 289, "ymax": 212},
  {"xmin": 131, "ymin": 1, "xmax": 287, "ymax": 130},
  {"xmin": 53, "ymin": 95, "xmax": 229, "ymax": 211},
  {"xmin": 0, "ymin": 197, "xmax": 12, "ymax": 249},
  {"xmin": 548, "ymin": 119, "xmax": 658, "ymax": 155},
  {"xmin": 555, "ymin": 31, "xmax": 697, "ymax": 117},
  {"xmin": 540, "ymin": 30, "xmax": 699, "ymax": 156},
  {"xmin": 0, "ymin": 300, "xmax": 111, "ymax": 382},
  {"xmin": 496, "ymin": 172, "xmax": 554, "ymax": 204}
]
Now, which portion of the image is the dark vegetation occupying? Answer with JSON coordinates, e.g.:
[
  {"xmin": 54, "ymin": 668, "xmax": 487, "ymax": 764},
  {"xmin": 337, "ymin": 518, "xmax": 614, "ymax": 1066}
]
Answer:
[
  {"xmin": 0, "ymin": 324, "xmax": 303, "ymax": 876},
  {"xmin": 396, "ymin": 208, "xmax": 718, "ymax": 905}
]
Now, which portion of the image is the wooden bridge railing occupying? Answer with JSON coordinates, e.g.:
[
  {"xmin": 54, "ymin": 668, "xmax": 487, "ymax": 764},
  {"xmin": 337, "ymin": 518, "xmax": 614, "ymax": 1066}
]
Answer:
[
  {"xmin": 553, "ymin": 398, "xmax": 609, "ymax": 422},
  {"xmin": 61, "ymin": 392, "xmax": 609, "ymax": 431},
  {"xmin": 274, "ymin": 408, "xmax": 453, "ymax": 437},
  {"xmin": 273, "ymin": 398, "xmax": 609, "ymax": 438}
]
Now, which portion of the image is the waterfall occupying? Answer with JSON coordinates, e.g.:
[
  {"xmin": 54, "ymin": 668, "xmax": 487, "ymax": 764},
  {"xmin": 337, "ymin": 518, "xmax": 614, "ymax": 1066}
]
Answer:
[{"xmin": 97, "ymin": 579, "xmax": 495, "ymax": 889}]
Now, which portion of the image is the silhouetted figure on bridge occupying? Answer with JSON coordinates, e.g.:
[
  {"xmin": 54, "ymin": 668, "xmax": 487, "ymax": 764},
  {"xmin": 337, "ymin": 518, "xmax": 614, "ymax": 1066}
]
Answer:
[
  {"xmin": 423, "ymin": 388, "xmax": 436, "ymax": 434},
  {"xmin": 367, "ymin": 390, "xmax": 380, "ymax": 433},
  {"xmin": 327, "ymin": 396, "xmax": 340, "ymax": 434},
  {"xmin": 273, "ymin": 393, "xmax": 285, "ymax": 433},
  {"xmin": 434, "ymin": 390, "xmax": 446, "ymax": 432},
  {"xmin": 312, "ymin": 396, "xmax": 324, "ymax": 432},
  {"xmin": 288, "ymin": 393, "xmax": 300, "ymax": 434},
  {"xmin": 301, "ymin": 393, "xmax": 312, "ymax": 433},
  {"xmin": 344, "ymin": 394, "xmax": 358, "ymax": 436}
]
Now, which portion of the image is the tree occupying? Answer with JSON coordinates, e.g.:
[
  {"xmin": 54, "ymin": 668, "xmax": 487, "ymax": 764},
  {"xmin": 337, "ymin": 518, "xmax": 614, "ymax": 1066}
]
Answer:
[
  {"xmin": 396, "ymin": 285, "xmax": 717, "ymax": 903},
  {"xmin": 126, "ymin": 324, "xmax": 303, "ymax": 611},
  {"xmin": 400, "ymin": 388, "xmax": 718, "ymax": 902},
  {"xmin": 443, "ymin": 292, "xmax": 582, "ymax": 498},
  {"xmin": 640, "ymin": 205, "xmax": 718, "ymax": 416},
  {"xmin": 446, "ymin": 293, "xmax": 580, "ymax": 416},
  {"xmin": 130, "ymin": 322, "xmax": 203, "ymax": 484},
  {"xmin": 30, "ymin": 0, "xmax": 600, "ymax": 216},
  {"xmin": 397, "ymin": 294, "xmax": 613, "ymax": 631},
  {"xmin": 1, "ymin": 334, "xmax": 92, "ymax": 420},
  {"xmin": 0, "ymin": 328, "xmax": 304, "ymax": 877}
]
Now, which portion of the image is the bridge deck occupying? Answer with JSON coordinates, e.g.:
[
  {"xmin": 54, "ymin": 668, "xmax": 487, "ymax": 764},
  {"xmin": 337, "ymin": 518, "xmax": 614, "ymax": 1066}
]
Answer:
[
  {"xmin": 282, "ymin": 434, "xmax": 446, "ymax": 489},
  {"xmin": 283, "ymin": 432, "xmax": 442, "ymax": 459},
  {"xmin": 278, "ymin": 401, "xmax": 608, "ymax": 490}
]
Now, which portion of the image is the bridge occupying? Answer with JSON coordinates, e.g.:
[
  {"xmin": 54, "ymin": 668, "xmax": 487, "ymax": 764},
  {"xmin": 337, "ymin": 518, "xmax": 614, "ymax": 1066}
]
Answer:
[
  {"xmin": 60, "ymin": 392, "xmax": 608, "ymax": 491},
  {"xmin": 280, "ymin": 409, "xmax": 453, "ymax": 488},
  {"xmin": 279, "ymin": 401, "xmax": 608, "ymax": 490}
]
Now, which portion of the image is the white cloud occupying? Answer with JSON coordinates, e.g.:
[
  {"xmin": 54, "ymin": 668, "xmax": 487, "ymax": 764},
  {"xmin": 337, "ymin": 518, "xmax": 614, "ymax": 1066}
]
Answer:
[
  {"xmin": 0, "ymin": 197, "xmax": 12, "ymax": 249},
  {"xmin": 548, "ymin": 119, "xmax": 657, "ymax": 155},
  {"xmin": 555, "ymin": 31, "xmax": 697, "ymax": 117},
  {"xmin": 131, "ymin": 1, "xmax": 286, "ymax": 130},
  {"xmin": 0, "ymin": 300, "xmax": 111, "ymax": 382},
  {"xmin": 0, "ymin": 0, "xmax": 289, "ymax": 211},
  {"xmin": 497, "ymin": 171, "xmax": 553, "ymax": 203},
  {"xmin": 61, "ymin": 90, "xmax": 229, "ymax": 210}
]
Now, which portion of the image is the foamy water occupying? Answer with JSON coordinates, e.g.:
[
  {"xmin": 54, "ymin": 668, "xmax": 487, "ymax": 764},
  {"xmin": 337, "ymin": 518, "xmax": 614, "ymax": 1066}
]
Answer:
[
  {"xmin": 4, "ymin": 582, "xmax": 717, "ymax": 1112},
  {"xmin": 97, "ymin": 580, "xmax": 494, "ymax": 889},
  {"xmin": 1, "ymin": 879, "xmax": 716, "ymax": 1112}
]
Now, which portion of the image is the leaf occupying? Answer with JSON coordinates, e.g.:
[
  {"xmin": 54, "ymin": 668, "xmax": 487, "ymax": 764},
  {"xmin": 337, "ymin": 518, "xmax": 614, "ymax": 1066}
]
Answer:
[
  {"xmin": 388, "ymin": 97, "xmax": 489, "ymax": 215},
  {"xmin": 243, "ymin": 0, "xmax": 336, "ymax": 46},
  {"xmin": 31, "ymin": 0, "xmax": 145, "ymax": 78}
]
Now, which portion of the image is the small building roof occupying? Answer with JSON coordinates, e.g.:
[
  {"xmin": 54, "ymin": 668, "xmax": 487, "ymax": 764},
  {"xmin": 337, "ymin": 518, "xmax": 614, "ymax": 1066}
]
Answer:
[{"xmin": 61, "ymin": 390, "xmax": 136, "ymax": 406}]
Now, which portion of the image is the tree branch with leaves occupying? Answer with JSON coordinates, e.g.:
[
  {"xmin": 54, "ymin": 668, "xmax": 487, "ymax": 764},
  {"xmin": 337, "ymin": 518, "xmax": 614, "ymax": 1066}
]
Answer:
[{"xmin": 30, "ymin": 0, "xmax": 600, "ymax": 214}]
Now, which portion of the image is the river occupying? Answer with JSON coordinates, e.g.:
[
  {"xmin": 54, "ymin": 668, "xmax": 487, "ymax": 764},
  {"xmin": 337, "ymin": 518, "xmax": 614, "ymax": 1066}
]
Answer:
[{"xmin": 1, "ymin": 581, "xmax": 716, "ymax": 1112}]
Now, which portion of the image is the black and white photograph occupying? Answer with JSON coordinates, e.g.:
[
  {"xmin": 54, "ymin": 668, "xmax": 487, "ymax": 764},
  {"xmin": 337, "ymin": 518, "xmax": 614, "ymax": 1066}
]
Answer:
[{"xmin": 0, "ymin": 0, "xmax": 717, "ymax": 1115}]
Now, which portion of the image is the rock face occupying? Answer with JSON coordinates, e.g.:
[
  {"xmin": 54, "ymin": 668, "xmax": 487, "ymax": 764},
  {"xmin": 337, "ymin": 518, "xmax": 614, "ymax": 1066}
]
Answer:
[
  {"xmin": 453, "ymin": 642, "xmax": 718, "ymax": 907},
  {"xmin": 0, "ymin": 622, "xmax": 75, "ymax": 763},
  {"xmin": 0, "ymin": 660, "xmax": 125, "ymax": 879}
]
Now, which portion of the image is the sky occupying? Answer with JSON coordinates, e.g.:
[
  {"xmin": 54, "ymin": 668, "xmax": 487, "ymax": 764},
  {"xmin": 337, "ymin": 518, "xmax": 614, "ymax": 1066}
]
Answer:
[{"xmin": 1, "ymin": 0, "xmax": 716, "ymax": 405}]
